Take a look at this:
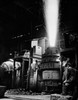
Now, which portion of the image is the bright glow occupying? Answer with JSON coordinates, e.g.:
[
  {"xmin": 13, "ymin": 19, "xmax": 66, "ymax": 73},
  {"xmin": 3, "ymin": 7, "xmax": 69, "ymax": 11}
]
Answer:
[{"xmin": 43, "ymin": 0, "xmax": 59, "ymax": 47}]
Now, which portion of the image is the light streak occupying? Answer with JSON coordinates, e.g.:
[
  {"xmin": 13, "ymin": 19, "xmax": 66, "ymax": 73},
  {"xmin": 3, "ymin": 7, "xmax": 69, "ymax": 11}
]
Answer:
[{"xmin": 43, "ymin": 0, "xmax": 59, "ymax": 47}]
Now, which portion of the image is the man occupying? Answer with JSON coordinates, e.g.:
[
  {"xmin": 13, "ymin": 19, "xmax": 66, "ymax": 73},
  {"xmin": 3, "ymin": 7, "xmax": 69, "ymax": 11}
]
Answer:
[
  {"xmin": 29, "ymin": 60, "xmax": 39, "ymax": 91},
  {"xmin": 62, "ymin": 58, "xmax": 76, "ymax": 95}
]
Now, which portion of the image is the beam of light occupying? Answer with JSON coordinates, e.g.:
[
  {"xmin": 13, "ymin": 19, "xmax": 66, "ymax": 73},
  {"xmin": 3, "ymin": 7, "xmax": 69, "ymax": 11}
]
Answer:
[{"xmin": 43, "ymin": 0, "xmax": 59, "ymax": 47}]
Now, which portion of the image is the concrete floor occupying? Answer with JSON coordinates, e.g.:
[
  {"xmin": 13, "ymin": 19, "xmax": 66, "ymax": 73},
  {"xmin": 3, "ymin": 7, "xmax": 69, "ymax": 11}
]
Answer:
[
  {"xmin": 0, "ymin": 93, "xmax": 72, "ymax": 100},
  {"xmin": 2, "ymin": 94, "xmax": 50, "ymax": 100}
]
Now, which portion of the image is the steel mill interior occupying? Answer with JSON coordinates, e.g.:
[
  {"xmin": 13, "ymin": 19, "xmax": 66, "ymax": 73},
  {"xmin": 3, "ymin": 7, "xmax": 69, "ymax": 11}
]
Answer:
[{"xmin": 0, "ymin": 0, "xmax": 78, "ymax": 100}]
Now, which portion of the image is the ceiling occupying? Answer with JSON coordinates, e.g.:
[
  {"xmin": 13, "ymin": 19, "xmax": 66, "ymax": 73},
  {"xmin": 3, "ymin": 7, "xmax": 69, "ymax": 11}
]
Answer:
[
  {"xmin": 60, "ymin": 0, "xmax": 78, "ymax": 32},
  {"xmin": 0, "ymin": 0, "xmax": 45, "ymax": 44}
]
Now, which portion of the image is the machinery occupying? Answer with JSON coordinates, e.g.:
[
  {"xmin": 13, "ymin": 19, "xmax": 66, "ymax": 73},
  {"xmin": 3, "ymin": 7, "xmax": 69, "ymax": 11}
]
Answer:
[{"xmin": 38, "ymin": 47, "xmax": 62, "ymax": 93}]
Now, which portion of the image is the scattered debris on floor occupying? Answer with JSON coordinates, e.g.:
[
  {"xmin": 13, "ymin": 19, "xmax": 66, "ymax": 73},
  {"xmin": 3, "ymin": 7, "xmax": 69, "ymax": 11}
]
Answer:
[{"xmin": 5, "ymin": 89, "xmax": 47, "ymax": 95}]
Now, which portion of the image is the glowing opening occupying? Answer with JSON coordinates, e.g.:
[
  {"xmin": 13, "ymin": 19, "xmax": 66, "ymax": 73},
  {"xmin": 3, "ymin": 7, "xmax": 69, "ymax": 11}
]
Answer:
[{"xmin": 43, "ymin": 0, "xmax": 59, "ymax": 47}]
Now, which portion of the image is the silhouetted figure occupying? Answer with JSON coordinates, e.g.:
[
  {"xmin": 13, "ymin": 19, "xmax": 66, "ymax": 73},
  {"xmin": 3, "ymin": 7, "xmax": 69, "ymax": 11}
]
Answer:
[{"xmin": 62, "ymin": 58, "xmax": 76, "ymax": 95}]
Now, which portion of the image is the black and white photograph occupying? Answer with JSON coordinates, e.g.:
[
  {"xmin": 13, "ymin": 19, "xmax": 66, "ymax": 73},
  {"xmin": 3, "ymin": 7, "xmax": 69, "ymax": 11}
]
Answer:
[{"xmin": 0, "ymin": 0, "xmax": 78, "ymax": 100}]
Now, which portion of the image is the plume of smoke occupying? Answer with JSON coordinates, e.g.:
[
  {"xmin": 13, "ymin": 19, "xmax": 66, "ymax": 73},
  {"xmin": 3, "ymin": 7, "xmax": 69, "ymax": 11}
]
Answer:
[{"xmin": 43, "ymin": 0, "xmax": 60, "ymax": 47}]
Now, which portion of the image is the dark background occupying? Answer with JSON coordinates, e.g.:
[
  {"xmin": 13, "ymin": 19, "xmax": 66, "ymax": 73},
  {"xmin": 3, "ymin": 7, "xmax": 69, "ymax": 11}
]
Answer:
[{"xmin": 0, "ymin": 0, "xmax": 78, "ymax": 63}]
